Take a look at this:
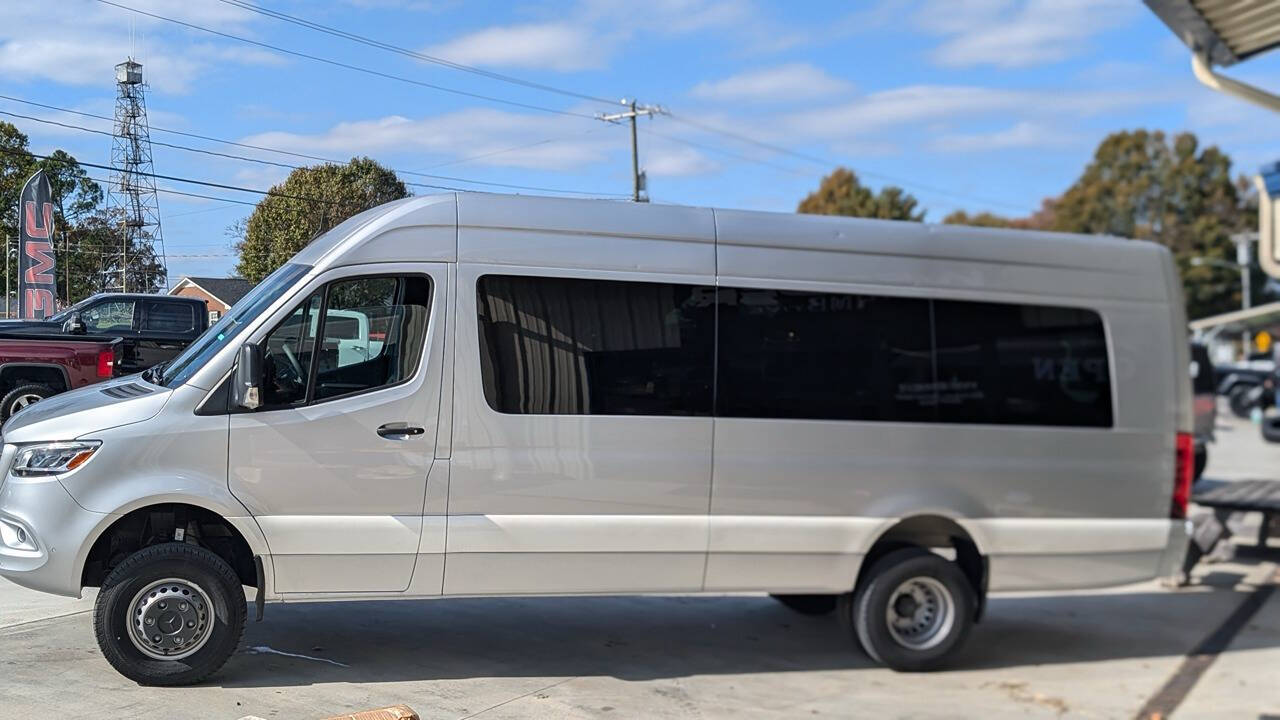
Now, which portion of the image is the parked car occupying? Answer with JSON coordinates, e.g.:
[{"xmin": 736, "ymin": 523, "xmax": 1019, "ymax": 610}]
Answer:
[
  {"xmin": 1190, "ymin": 341, "xmax": 1216, "ymax": 478},
  {"xmin": 0, "ymin": 293, "xmax": 208, "ymax": 376},
  {"xmin": 0, "ymin": 194, "xmax": 1193, "ymax": 685},
  {"xmin": 1215, "ymin": 357, "xmax": 1275, "ymax": 418},
  {"xmin": 0, "ymin": 334, "xmax": 122, "ymax": 420}
]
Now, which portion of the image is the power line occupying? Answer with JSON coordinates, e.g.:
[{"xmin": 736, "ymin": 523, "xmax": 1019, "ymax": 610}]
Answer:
[
  {"xmin": 94, "ymin": 0, "xmax": 599, "ymax": 120},
  {"xmin": 421, "ymin": 126, "xmax": 611, "ymax": 170},
  {"xmin": 640, "ymin": 126, "xmax": 810, "ymax": 177},
  {"xmin": 0, "ymin": 146, "xmax": 337, "ymax": 206},
  {"xmin": 215, "ymin": 0, "xmax": 618, "ymax": 107},
  {"xmin": 0, "ymin": 96, "xmax": 629, "ymax": 197}
]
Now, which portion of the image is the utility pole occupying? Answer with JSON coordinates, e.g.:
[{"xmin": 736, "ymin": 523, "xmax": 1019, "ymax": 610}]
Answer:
[
  {"xmin": 598, "ymin": 99, "xmax": 665, "ymax": 202},
  {"xmin": 1233, "ymin": 232, "xmax": 1256, "ymax": 310}
]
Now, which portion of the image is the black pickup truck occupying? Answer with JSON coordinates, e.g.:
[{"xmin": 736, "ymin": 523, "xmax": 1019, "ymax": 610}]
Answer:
[{"xmin": 0, "ymin": 293, "xmax": 209, "ymax": 375}]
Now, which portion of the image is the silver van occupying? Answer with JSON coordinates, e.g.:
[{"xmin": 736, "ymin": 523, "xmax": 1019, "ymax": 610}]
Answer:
[{"xmin": 0, "ymin": 193, "xmax": 1193, "ymax": 685}]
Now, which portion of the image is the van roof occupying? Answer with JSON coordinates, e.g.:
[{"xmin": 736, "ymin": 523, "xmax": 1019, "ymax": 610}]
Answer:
[{"xmin": 294, "ymin": 192, "xmax": 1171, "ymax": 304}]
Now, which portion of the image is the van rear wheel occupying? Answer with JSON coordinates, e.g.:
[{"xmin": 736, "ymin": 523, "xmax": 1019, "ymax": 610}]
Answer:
[
  {"xmin": 93, "ymin": 542, "xmax": 246, "ymax": 686},
  {"xmin": 842, "ymin": 547, "xmax": 975, "ymax": 671}
]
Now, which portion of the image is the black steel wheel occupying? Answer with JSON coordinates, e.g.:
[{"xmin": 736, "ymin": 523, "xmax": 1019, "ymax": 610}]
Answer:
[
  {"xmin": 840, "ymin": 547, "xmax": 975, "ymax": 672},
  {"xmin": 93, "ymin": 542, "xmax": 246, "ymax": 686}
]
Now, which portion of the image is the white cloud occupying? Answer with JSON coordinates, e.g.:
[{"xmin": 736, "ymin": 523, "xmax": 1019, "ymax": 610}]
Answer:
[
  {"xmin": 422, "ymin": 22, "xmax": 601, "ymax": 71},
  {"xmin": 644, "ymin": 146, "xmax": 719, "ymax": 176},
  {"xmin": 423, "ymin": 0, "xmax": 807, "ymax": 72},
  {"xmin": 930, "ymin": 121, "xmax": 1081, "ymax": 152},
  {"xmin": 915, "ymin": 0, "xmax": 1137, "ymax": 68},
  {"xmin": 690, "ymin": 63, "xmax": 852, "ymax": 103},
  {"xmin": 784, "ymin": 84, "xmax": 1177, "ymax": 139},
  {"xmin": 0, "ymin": 1, "xmax": 281, "ymax": 93},
  {"xmin": 240, "ymin": 109, "xmax": 618, "ymax": 172},
  {"xmin": 578, "ymin": 0, "xmax": 754, "ymax": 36}
]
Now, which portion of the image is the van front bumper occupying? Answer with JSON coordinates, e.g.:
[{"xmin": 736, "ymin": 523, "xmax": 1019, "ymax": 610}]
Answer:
[{"xmin": 0, "ymin": 473, "xmax": 109, "ymax": 598}]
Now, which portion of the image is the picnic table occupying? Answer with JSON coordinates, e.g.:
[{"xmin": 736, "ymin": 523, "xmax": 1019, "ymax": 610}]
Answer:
[{"xmin": 1182, "ymin": 479, "xmax": 1280, "ymax": 575}]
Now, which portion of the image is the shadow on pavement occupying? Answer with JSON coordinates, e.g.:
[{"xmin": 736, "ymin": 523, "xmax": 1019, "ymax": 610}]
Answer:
[{"xmin": 213, "ymin": 572, "xmax": 1278, "ymax": 689}]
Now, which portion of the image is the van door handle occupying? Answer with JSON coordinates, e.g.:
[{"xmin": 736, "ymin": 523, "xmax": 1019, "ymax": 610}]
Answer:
[{"xmin": 377, "ymin": 423, "xmax": 425, "ymax": 438}]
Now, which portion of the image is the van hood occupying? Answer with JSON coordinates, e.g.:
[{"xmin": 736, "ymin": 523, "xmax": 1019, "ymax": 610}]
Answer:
[{"xmin": 1, "ymin": 376, "xmax": 171, "ymax": 444}]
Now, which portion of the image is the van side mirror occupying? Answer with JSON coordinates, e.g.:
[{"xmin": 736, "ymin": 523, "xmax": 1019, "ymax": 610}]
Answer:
[
  {"xmin": 62, "ymin": 312, "xmax": 85, "ymax": 335},
  {"xmin": 233, "ymin": 343, "xmax": 263, "ymax": 410}
]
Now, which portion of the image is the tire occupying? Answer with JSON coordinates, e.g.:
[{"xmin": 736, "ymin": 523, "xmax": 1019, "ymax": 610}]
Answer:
[
  {"xmin": 840, "ymin": 547, "xmax": 975, "ymax": 672},
  {"xmin": 1193, "ymin": 445, "xmax": 1208, "ymax": 480},
  {"xmin": 93, "ymin": 542, "xmax": 246, "ymax": 686},
  {"xmin": 0, "ymin": 383, "xmax": 55, "ymax": 421},
  {"xmin": 770, "ymin": 594, "xmax": 838, "ymax": 615},
  {"xmin": 1228, "ymin": 385, "xmax": 1255, "ymax": 419}
]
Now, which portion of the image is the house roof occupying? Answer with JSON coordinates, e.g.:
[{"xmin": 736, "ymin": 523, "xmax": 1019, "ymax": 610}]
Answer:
[{"xmin": 170, "ymin": 276, "xmax": 254, "ymax": 308}]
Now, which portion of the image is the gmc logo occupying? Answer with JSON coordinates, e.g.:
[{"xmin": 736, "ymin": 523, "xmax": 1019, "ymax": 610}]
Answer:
[{"xmin": 23, "ymin": 240, "xmax": 54, "ymax": 284}]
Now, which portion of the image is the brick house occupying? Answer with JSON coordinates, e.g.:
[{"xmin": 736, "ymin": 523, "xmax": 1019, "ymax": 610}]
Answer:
[{"xmin": 168, "ymin": 276, "xmax": 254, "ymax": 324}]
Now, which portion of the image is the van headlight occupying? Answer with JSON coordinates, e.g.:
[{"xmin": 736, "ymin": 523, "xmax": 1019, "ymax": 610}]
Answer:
[{"xmin": 12, "ymin": 441, "xmax": 101, "ymax": 477}]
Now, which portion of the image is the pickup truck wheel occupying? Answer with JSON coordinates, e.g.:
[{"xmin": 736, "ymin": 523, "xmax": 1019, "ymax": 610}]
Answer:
[
  {"xmin": 93, "ymin": 542, "xmax": 246, "ymax": 686},
  {"xmin": 1228, "ymin": 385, "xmax": 1255, "ymax": 419},
  {"xmin": 0, "ymin": 383, "xmax": 55, "ymax": 420},
  {"xmin": 841, "ymin": 547, "xmax": 975, "ymax": 672}
]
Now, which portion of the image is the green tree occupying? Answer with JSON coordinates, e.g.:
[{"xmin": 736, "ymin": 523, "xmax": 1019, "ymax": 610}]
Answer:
[
  {"xmin": 0, "ymin": 120, "xmax": 163, "ymax": 308},
  {"xmin": 1049, "ymin": 130, "xmax": 1255, "ymax": 319},
  {"xmin": 797, "ymin": 167, "xmax": 925, "ymax": 221},
  {"xmin": 235, "ymin": 157, "xmax": 409, "ymax": 282},
  {"xmin": 942, "ymin": 199, "xmax": 1058, "ymax": 230}
]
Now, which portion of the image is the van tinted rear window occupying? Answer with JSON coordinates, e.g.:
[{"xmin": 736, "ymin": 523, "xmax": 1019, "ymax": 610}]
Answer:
[
  {"xmin": 476, "ymin": 275, "xmax": 1112, "ymax": 427},
  {"xmin": 932, "ymin": 300, "xmax": 1112, "ymax": 427},
  {"xmin": 716, "ymin": 289, "xmax": 935, "ymax": 421}
]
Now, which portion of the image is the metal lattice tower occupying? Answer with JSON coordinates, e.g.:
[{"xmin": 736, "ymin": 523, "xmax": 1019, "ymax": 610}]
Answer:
[{"xmin": 106, "ymin": 59, "xmax": 167, "ymax": 292}]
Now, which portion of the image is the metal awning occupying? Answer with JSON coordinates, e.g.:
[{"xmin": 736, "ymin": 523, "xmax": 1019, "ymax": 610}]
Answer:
[
  {"xmin": 1189, "ymin": 299, "xmax": 1280, "ymax": 332},
  {"xmin": 1146, "ymin": 0, "xmax": 1280, "ymax": 66}
]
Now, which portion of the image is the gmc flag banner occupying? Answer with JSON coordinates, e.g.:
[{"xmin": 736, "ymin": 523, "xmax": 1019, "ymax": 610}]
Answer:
[{"xmin": 17, "ymin": 170, "xmax": 56, "ymax": 320}]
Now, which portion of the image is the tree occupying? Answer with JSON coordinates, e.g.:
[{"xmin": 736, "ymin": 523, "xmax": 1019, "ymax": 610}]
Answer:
[
  {"xmin": 1049, "ymin": 130, "xmax": 1256, "ymax": 319},
  {"xmin": 0, "ymin": 120, "xmax": 163, "ymax": 309},
  {"xmin": 797, "ymin": 167, "xmax": 925, "ymax": 221},
  {"xmin": 942, "ymin": 199, "xmax": 1057, "ymax": 230},
  {"xmin": 235, "ymin": 157, "xmax": 409, "ymax": 282}
]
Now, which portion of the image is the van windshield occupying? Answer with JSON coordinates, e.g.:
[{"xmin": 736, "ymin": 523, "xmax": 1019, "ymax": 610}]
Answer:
[{"xmin": 157, "ymin": 263, "xmax": 312, "ymax": 388}]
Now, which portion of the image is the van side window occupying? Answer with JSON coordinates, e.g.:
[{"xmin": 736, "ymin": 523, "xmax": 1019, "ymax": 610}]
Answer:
[
  {"xmin": 933, "ymin": 300, "xmax": 1112, "ymax": 427},
  {"xmin": 261, "ymin": 292, "xmax": 322, "ymax": 408},
  {"xmin": 312, "ymin": 276, "xmax": 431, "ymax": 401},
  {"xmin": 477, "ymin": 275, "xmax": 715, "ymax": 415},
  {"xmin": 716, "ymin": 289, "xmax": 935, "ymax": 421}
]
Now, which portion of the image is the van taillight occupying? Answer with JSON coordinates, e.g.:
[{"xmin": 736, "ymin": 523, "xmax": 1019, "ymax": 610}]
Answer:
[
  {"xmin": 1172, "ymin": 432, "xmax": 1194, "ymax": 519},
  {"xmin": 97, "ymin": 349, "xmax": 114, "ymax": 379}
]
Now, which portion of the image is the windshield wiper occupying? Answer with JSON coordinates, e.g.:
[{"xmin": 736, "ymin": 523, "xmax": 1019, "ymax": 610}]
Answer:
[{"xmin": 145, "ymin": 361, "xmax": 169, "ymax": 385}]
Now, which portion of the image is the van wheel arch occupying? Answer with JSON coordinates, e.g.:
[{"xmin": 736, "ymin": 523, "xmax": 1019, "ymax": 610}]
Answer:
[
  {"xmin": 857, "ymin": 515, "xmax": 988, "ymax": 622},
  {"xmin": 81, "ymin": 503, "xmax": 258, "ymax": 591}
]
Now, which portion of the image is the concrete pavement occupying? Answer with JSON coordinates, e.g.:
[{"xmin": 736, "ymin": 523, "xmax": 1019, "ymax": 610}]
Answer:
[{"xmin": 0, "ymin": 401, "xmax": 1276, "ymax": 719}]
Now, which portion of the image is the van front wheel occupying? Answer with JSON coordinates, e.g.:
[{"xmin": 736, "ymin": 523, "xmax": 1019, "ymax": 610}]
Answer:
[
  {"xmin": 93, "ymin": 542, "xmax": 246, "ymax": 686},
  {"xmin": 842, "ymin": 548, "xmax": 975, "ymax": 671}
]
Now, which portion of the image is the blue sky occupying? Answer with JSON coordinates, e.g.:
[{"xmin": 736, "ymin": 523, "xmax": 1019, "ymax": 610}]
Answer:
[{"xmin": 7, "ymin": 0, "xmax": 1280, "ymax": 282}]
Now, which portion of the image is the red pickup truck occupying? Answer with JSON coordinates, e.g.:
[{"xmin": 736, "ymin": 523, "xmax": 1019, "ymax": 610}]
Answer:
[{"xmin": 0, "ymin": 334, "xmax": 122, "ymax": 420}]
